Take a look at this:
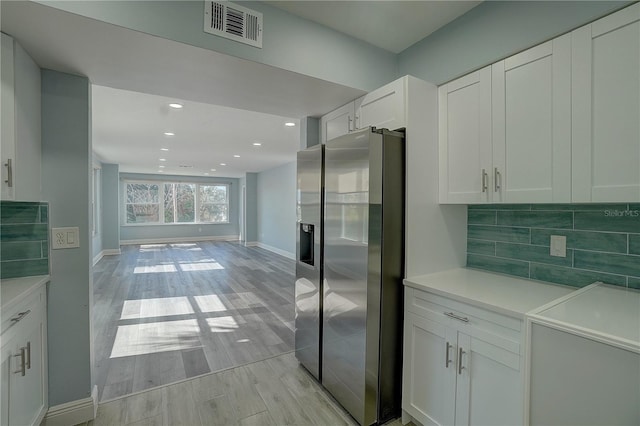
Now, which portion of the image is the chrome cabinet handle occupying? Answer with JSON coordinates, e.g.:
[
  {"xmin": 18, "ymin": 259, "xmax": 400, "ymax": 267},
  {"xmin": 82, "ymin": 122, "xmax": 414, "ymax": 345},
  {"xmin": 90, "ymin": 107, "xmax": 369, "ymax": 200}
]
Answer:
[
  {"xmin": 458, "ymin": 347, "xmax": 466, "ymax": 375},
  {"xmin": 26, "ymin": 341, "xmax": 31, "ymax": 370},
  {"xmin": 445, "ymin": 342, "xmax": 453, "ymax": 368},
  {"xmin": 444, "ymin": 311, "xmax": 469, "ymax": 323},
  {"xmin": 354, "ymin": 113, "xmax": 360, "ymax": 130},
  {"xmin": 4, "ymin": 158, "xmax": 12, "ymax": 188},
  {"xmin": 494, "ymin": 167, "xmax": 501, "ymax": 192},
  {"xmin": 14, "ymin": 347, "xmax": 26, "ymax": 376},
  {"xmin": 481, "ymin": 169, "xmax": 488, "ymax": 192},
  {"xmin": 348, "ymin": 115, "xmax": 353, "ymax": 132},
  {"xmin": 9, "ymin": 310, "xmax": 31, "ymax": 326}
]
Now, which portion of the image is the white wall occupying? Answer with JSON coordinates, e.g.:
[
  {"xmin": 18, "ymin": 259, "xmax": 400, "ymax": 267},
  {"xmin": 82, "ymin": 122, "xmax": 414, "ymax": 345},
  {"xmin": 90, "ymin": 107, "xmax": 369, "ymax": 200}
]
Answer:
[{"xmin": 256, "ymin": 161, "xmax": 296, "ymax": 258}]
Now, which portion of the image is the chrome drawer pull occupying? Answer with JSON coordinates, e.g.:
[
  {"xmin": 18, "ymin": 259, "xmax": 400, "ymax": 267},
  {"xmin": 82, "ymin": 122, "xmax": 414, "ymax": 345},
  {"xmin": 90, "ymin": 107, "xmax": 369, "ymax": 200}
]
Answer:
[
  {"xmin": 26, "ymin": 341, "xmax": 31, "ymax": 370},
  {"xmin": 444, "ymin": 311, "xmax": 469, "ymax": 323},
  {"xmin": 14, "ymin": 347, "xmax": 26, "ymax": 376},
  {"xmin": 458, "ymin": 347, "xmax": 466, "ymax": 375},
  {"xmin": 5, "ymin": 158, "xmax": 13, "ymax": 188},
  {"xmin": 445, "ymin": 342, "xmax": 453, "ymax": 368},
  {"xmin": 9, "ymin": 310, "xmax": 31, "ymax": 326}
]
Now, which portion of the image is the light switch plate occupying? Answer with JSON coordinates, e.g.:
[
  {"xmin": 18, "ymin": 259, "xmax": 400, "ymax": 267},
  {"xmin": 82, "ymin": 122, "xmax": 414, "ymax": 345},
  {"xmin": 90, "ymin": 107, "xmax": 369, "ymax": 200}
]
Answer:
[
  {"xmin": 51, "ymin": 227, "xmax": 80, "ymax": 249},
  {"xmin": 550, "ymin": 235, "xmax": 567, "ymax": 258}
]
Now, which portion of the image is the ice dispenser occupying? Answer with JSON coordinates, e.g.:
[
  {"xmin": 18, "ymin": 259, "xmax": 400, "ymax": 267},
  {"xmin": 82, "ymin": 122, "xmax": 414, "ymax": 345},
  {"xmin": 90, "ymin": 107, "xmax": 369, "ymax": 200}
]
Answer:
[{"xmin": 299, "ymin": 223, "xmax": 314, "ymax": 265}]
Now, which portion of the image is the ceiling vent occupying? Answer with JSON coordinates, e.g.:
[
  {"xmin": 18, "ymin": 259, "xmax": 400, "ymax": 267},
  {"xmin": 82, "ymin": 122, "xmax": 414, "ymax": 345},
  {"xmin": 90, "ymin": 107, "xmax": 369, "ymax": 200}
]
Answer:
[{"xmin": 204, "ymin": 1, "xmax": 263, "ymax": 48}]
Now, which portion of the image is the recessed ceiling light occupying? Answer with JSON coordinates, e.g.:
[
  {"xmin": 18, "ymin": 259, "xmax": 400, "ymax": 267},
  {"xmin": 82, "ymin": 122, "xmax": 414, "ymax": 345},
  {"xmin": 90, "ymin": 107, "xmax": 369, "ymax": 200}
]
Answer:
[
  {"xmin": 204, "ymin": 173, "xmax": 209, "ymax": 176},
  {"xmin": 285, "ymin": 122, "xmax": 296, "ymax": 127},
  {"xmin": 164, "ymin": 132, "xmax": 175, "ymax": 136},
  {"xmin": 220, "ymin": 163, "xmax": 226, "ymax": 166},
  {"xmin": 158, "ymin": 170, "xmax": 164, "ymax": 173},
  {"xmin": 169, "ymin": 103, "xmax": 183, "ymax": 109},
  {"xmin": 252, "ymin": 142, "xmax": 262, "ymax": 146},
  {"xmin": 210, "ymin": 169, "xmax": 216, "ymax": 172},
  {"xmin": 159, "ymin": 158, "xmax": 167, "ymax": 162},
  {"xmin": 160, "ymin": 148, "xmax": 169, "ymax": 151},
  {"xmin": 159, "ymin": 165, "xmax": 165, "ymax": 168},
  {"xmin": 233, "ymin": 155, "xmax": 240, "ymax": 158}
]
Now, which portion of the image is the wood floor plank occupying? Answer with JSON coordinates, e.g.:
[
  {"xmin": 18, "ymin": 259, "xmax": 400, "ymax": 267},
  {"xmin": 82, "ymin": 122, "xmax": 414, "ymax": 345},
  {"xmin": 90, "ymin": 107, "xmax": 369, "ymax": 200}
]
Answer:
[{"xmin": 94, "ymin": 241, "xmax": 295, "ymax": 401}]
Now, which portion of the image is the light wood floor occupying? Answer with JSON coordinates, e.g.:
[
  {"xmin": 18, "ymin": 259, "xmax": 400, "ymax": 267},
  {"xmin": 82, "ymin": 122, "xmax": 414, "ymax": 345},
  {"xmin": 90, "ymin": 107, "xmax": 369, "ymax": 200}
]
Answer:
[
  {"xmin": 93, "ymin": 241, "xmax": 295, "ymax": 401},
  {"xmin": 84, "ymin": 351, "xmax": 409, "ymax": 426}
]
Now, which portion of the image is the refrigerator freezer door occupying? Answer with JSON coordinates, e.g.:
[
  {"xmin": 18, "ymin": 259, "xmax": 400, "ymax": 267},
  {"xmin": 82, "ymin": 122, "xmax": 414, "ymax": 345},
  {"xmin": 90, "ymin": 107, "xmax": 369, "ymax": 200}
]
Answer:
[
  {"xmin": 323, "ymin": 129, "xmax": 373, "ymax": 425},
  {"xmin": 295, "ymin": 145, "xmax": 324, "ymax": 380}
]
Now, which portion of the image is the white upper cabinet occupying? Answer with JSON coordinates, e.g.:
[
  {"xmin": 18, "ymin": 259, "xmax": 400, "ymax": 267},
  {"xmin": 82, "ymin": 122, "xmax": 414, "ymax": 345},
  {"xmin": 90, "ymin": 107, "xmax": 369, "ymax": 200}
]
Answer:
[
  {"xmin": 321, "ymin": 100, "xmax": 356, "ymax": 145},
  {"xmin": 492, "ymin": 34, "xmax": 572, "ymax": 203},
  {"xmin": 1, "ymin": 32, "xmax": 41, "ymax": 201},
  {"xmin": 438, "ymin": 66, "xmax": 492, "ymax": 204},
  {"xmin": 320, "ymin": 76, "xmax": 408, "ymax": 145},
  {"xmin": 572, "ymin": 3, "xmax": 640, "ymax": 202},
  {"xmin": 357, "ymin": 77, "xmax": 406, "ymax": 131}
]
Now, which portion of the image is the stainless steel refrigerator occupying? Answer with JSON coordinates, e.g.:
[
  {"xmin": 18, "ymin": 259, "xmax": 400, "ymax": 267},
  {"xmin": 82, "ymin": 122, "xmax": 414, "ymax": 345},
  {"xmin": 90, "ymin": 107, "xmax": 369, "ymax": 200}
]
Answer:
[{"xmin": 295, "ymin": 127, "xmax": 405, "ymax": 426}]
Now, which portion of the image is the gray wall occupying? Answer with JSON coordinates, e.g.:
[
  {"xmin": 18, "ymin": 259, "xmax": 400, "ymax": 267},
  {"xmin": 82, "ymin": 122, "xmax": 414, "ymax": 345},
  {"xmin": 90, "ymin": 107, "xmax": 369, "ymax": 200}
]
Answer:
[
  {"xmin": 399, "ymin": 1, "xmax": 630, "ymax": 85},
  {"xmin": 101, "ymin": 163, "xmax": 120, "ymax": 250},
  {"xmin": 40, "ymin": 0, "xmax": 396, "ymax": 92},
  {"xmin": 41, "ymin": 69, "xmax": 93, "ymax": 406},
  {"xmin": 118, "ymin": 172, "xmax": 239, "ymax": 242},
  {"xmin": 245, "ymin": 173, "xmax": 258, "ymax": 243},
  {"xmin": 257, "ymin": 161, "xmax": 296, "ymax": 256}
]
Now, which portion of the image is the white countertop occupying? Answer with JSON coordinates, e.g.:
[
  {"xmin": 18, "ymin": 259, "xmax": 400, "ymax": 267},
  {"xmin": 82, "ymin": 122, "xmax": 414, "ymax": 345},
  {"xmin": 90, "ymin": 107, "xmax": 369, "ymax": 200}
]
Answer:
[
  {"xmin": 1, "ymin": 275, "xmax": 49, "ymax": 312},
  {"xmin": 530, "ymin": 283, "xmax": 640, "ymax": 351},
  {"xmin": 404, "ymin": 268, "xmax": 575, "ymax": 319}
]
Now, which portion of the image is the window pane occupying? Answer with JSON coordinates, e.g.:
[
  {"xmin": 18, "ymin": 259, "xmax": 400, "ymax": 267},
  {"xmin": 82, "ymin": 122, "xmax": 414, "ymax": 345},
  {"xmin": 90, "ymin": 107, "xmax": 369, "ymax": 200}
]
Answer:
[
  {"xmin": 200, "ymin": 185, "xmax": 227, "ymax": 203},
  {"xmin": 164, "ymin": 184, "xmax": 175, "ymax": 223},
  {"xmin": 176, "ymin": 184, "xmax": 195, "ymax": 222},
  {"xmin": 199, "ymin": 204, "xmax": 228, "ymax": 223},
  {"xmin": 127, "ymin": 183, "xmax": 159, "ymax": 203},
  {"xmin": 126, "ymin": 204, "xmax": 159, "ymax": 223}
]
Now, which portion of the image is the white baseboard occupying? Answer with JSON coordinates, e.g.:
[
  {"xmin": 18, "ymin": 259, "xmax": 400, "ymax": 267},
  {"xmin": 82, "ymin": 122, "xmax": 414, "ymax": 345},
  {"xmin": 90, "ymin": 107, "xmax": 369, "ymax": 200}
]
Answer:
[
  {"xmin": 120, "ymin": 235, "xmax": 240, "ymax": 245},
  {"xmin": 250, "ymin": 242, "xmax": 295, "ymax": 260},
  {"xmin": 92, "ymin": 248, "xmax": 121, "ymax": 266},
  {"xmin": 43, "ymin": 385, "xmax": 98, "ymax": 426}
]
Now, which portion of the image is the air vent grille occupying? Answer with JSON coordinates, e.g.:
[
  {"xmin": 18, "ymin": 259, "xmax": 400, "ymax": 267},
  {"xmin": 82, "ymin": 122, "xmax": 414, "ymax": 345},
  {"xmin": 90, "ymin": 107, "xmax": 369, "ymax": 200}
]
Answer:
[{"xmin": 204, "ymin": 1, "xmax": 263, "ymax": 48}]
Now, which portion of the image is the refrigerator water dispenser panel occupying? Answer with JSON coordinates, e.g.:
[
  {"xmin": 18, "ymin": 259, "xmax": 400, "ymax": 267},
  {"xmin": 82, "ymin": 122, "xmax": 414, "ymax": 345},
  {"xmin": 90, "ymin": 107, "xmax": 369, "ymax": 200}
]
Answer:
[{"xmin": 299, "ymin": 223, "xmax": 314, "ymax": 265}]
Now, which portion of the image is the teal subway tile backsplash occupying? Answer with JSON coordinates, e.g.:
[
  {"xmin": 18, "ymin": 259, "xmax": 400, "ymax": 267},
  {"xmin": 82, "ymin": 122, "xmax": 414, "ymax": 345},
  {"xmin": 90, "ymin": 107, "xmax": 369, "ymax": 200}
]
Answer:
[
  {"xmin": 467, "ymin": 225, "xmax": 530, "ymax": 243},
  {"xmin": 467, "ymin": 203, "xmax": 640, "ymax": 288},
  {"xmin": 531, "ymin": 229, "xmax": 628, "ymax": 253},
  {"xmin": 0, "ymin": 201, "xmax": 50, "ymax": 279}
]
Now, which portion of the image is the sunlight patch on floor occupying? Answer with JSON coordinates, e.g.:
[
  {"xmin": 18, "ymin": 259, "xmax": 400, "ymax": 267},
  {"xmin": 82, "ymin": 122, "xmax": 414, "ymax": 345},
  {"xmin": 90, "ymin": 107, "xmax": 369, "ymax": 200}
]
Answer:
[
  {"xmin": 120, "ymin": 296, "xmax": 195, "ymax": 320},
  {"xmin": 194, "ymin": 294, "xmax": 228, "ymax": 313},
  {"xmin": 110, "ymin": 319, "xmax": 202, "ymax": 358}
]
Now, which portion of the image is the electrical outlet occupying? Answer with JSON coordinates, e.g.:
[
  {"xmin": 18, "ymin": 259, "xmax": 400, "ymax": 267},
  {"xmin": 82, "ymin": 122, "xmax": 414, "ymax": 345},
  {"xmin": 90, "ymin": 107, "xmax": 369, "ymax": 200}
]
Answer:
[
  {"xmin": 550, "ymin": 235, "xmax": 567, "ymax": 258},
  {"xmin": 51, "ymin": 227, "xmax": 80, "ymax": 249}
]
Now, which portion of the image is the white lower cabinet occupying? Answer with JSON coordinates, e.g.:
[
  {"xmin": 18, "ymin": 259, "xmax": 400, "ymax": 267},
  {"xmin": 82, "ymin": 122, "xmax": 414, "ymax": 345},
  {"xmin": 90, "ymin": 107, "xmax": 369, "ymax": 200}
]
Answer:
[
  {"xmin": 403, "ymin": 288, "xmax": 523, "ymax": 426},
  {"xmin": 1, "ymin": 284, "xmax": 47, "ymax": 426}
]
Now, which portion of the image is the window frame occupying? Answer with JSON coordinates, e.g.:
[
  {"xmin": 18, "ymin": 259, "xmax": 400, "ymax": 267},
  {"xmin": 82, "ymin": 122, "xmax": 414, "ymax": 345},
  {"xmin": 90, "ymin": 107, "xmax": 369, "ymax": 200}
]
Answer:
[{"xmin": 123, "ymin": 180, "xmax": 230, "ymax": 226}]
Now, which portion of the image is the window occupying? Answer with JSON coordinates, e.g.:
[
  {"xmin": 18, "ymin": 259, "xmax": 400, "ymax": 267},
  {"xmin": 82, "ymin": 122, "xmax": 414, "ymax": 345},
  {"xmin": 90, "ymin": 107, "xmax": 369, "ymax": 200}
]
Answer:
[
  {"xmin": 124, "ymin": 181, "xmax": 229, "ymax": 225},
  {"xmin": 199, "ymin": 184, "xmax": 229, "ymax": 223},
  {"xmin": 126, "ymin": 183, "xmax": 160, "ymax": 224}
]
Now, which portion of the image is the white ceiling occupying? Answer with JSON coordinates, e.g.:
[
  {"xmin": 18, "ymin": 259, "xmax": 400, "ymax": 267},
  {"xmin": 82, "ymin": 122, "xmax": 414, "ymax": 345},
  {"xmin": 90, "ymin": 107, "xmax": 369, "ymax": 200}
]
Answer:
[
  {"xmin": 267, "ymin": 1, "xmax": 481, "ymax": 53},
  {"xmin": 93, "ymin": 86, "xmax": 300, "ymax": 177},
  {"xmin": 1, "ymin": 1, "xmax": 481, "ymax": 177}
]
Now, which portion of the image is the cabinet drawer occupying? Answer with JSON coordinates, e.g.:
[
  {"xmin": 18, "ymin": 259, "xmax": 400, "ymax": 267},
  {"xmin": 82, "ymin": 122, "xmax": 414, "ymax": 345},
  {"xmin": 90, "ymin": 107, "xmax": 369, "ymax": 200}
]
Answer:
[
  {"xmin": 1, "ymin": 286, "xmax": 44, "ymax": 336},
  {"xmin": 406, "ymin": 287, "xmax": 522, "ymax": 355}
]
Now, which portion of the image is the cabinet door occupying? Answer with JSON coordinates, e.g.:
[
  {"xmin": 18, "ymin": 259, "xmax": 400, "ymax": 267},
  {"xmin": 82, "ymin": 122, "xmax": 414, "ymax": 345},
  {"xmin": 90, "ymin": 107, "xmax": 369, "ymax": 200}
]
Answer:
[
  {"xmin": 12, "ymin": 313, "xmax": 45, "ymax": 426},
  {"xmin": 403, "ymin": 313, "xmax": 456, "ymax": 426},
  {"xmin": 320, "ymin": 101, "xmax": 355, "ymax": 144},
  {"xmin": 439, "ymin": 67, "xmax": 492, "ymax": 203},
  {"xmin": 492, "ymin": 35, "xmax": 571, "ymax": 203},
  {"xmin": 572, "ymin": 3, "xmax": 640, "ymax": 202},
  {"xmin": 1, "ymin": 33, "xmax": 15, "ymax": 201},
  {"xmin": 454, "ymin": 333, "xmax": 522, "ymax": 426},
  {"xmin": 357, "ymin": 77, "xmax": 405, "ymax": 131}
]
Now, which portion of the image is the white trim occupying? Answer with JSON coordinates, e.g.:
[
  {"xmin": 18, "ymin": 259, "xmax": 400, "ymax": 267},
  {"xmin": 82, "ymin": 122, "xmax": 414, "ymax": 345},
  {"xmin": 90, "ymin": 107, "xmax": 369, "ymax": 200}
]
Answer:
[
  {"xmin": 43, "ymin": 385, "xmax": 97, "ymax": 426},
  {"xmin": 120, "ymin": 235, "xmax": 239, "ymax": 245},
  {"xmin": 251, "ymin": 242, "xmax": 295, "ymax": 260},
  {"xmin": 245, "ymin": 241, "xmax": 259, "ymax": 247},
  {"xmin": 92, "ymin": 248, "xmax": 121, "ymax": 266}
]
